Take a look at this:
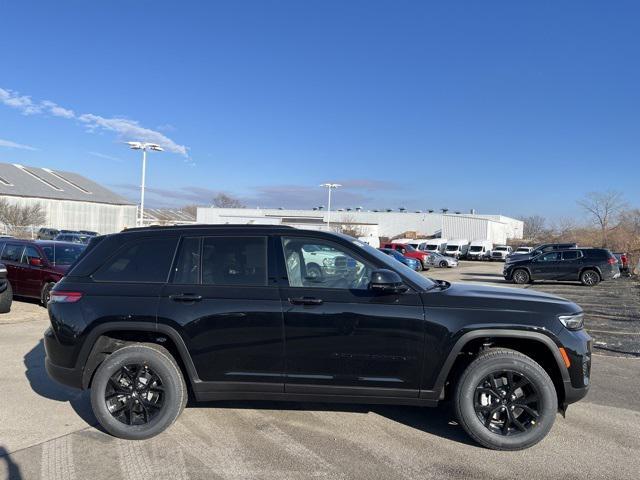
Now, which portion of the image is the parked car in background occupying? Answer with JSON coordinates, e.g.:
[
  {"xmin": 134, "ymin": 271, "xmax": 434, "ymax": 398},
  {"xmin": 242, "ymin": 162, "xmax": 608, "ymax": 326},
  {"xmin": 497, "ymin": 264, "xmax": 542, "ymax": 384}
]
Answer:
[
  {"xmin": 490, "ymin": 245, "xmax": 513, "ymax": 261},
  {"xmin": 444, "ymin": 239, "xmax": 469, "ymax": 258},
  {"xmin": 0, "ymin": 262, "xmax": 12, "ymax": 313},
  {"xmin": 504, "ymin": 248, "xmax": 619, "ymax": 286},
  {"xmin": 411, "ymin": 238, "xmax": 447, "ymax": 254},
  {"xmin": 506, "ymin": 242, "xmax": 578, "ymax": 264},
  {"xmin": 78, "ymin": 230, "xmax": 99, "ymax": 236},
  {"xmin": 467, "ymin": 240, "xmax": 493, "ymax": 260},
  {"xmin": 55, "ymin": 233, "xmax": 91, "ymax": 244},
  {"xmin": 300, "ymin": 243, "xmax": 357, "ymax": 281},
  {"xmin": 426, "ymin": 251, "xmax": 458, "ymax": 268},
  {"xmin": 613, "ymin": 252, "xmax": 629, "ymax": 275},
  {"xmin": 45, "ymin": 225, "xmax": 592, "ymax": 450},
  {"xmin": 0, "ymin": 239, "xmax": 86, "ymax": 305},
  {"xmin": 511, "ymin": 246, "xmax": 534, "ymax": 256},
  {"xmin": 37, "ymin": 228, "xmax": 60, "ymax": 240},
  {"xmin": 378, "ymin": 248, "xmax": 421, "ymax": 271},
  {"xmin": 380, "ymin": 242, "xmax": 430, "ymax": 271}
]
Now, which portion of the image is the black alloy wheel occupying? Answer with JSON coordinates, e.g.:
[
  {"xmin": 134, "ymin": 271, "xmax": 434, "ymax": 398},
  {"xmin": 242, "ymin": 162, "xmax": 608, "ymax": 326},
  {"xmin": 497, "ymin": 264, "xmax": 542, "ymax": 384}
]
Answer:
[
  {"xmin": 474, "ymin": 370, "xmax": 540, "ymax": 436},
  {"xmin": 105, "ymin": 364, "xmax": 164, "ymax": 426},
  {"xmin": 512, "ymin": 269, "xmax": 530, "ymax": 284}
]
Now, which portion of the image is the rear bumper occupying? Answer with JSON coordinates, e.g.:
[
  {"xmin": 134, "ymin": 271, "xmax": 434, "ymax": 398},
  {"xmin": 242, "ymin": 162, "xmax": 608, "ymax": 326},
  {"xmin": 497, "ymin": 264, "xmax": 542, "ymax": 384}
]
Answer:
[{"xmin": 45, "ymin": 356, "xmax": 83, "ymax": 389}]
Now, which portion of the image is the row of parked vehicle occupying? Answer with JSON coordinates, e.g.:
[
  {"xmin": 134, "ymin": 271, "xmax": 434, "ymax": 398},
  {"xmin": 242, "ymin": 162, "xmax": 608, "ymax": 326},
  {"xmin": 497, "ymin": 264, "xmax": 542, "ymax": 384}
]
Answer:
[
  {"xmin": 37, "ymin": 227, "xmax": 99, "ymax": 244},
  {"xmin": 384, "ymin": 237, "xmax": 533, "ymax": 262}
]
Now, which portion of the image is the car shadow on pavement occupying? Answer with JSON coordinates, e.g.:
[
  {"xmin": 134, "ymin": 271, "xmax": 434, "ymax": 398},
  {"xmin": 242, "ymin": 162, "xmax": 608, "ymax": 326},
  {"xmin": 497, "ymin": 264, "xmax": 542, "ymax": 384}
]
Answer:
[
  {"xmin": 23, "ymin": 339, "xmax": 96, "ymax": 427},
  {"xmin": 195, "ymin": 400, "xmax": 476, "ymax": 447},
  {"xmin": 0, "ymin": 446, "xmax": 22, "ymax": 480}
]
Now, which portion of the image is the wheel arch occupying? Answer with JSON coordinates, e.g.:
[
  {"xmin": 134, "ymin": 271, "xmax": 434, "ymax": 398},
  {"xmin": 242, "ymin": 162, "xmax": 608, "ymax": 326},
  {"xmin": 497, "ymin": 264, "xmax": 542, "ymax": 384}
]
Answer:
[
  {"xmin": 430, "ymin": 329, "xmax": 569, "ymax": 406},
  {"xmin": 79, "ymin": 322, "xmax": 199, "ymax": 391}
]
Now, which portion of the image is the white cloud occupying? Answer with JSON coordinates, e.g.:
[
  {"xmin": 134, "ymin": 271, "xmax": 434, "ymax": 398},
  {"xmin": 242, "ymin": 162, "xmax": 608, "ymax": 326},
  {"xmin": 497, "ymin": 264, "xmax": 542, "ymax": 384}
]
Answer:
[
  {"xmin": 0, "ymin": 138, "xmax": 38, "ymax": 151},
  {"xmin": 0, "ymin": 86, "xmax": 188, "ymax": 157}
]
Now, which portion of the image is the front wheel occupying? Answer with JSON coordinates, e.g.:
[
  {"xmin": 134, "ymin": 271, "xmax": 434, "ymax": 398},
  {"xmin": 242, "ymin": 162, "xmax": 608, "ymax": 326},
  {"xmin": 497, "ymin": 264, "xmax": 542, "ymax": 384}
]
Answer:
[
  {"xmin": 439, "ymin": 260, "xmax": 448, "ymax": 268},
  {"xmin": 454, "ymin": 348, "xmax": 557, "ymax": 450},
  {"xmin": 90, "ymin": 343, "xmax": 187, "ymax": 440},
  {"xmin": 415, "ymin": 261, "xmax": 423, "ymax": 272},
  {"xmin": 0, "ymin": 282, "xmax": 12, "ymax": 313},
  {"xmin": 512, "ymin": 269, "xmax": 530, "ymax": 285}
]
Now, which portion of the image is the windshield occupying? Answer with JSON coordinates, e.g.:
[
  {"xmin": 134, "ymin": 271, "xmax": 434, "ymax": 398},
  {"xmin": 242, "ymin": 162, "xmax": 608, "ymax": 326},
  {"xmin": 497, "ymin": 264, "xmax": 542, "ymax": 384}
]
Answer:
[
  {"xmin": 446, "ymin": 245, "xmax": 459, "ymax": 251},
  {"xmin": 516, "ymin": 248, "xmax": 530, "ymax": 253},
  {"xmin": 351, "ymin": 238, "xmax": 436, "ymax": 290},
  {"xmin": 469, "ymin": 246, "xmax": 483, "ymax": 252},
  {"xmin": 41, "ymin": 243, "xmax": 86, "ymax": 266},
  {"xmin": 495, "ymin": 247, "xmax": 508, "ymax": 251},
  {"xmin": 426, "ymin": 244, "xmax": 439, "ymax": 250}
]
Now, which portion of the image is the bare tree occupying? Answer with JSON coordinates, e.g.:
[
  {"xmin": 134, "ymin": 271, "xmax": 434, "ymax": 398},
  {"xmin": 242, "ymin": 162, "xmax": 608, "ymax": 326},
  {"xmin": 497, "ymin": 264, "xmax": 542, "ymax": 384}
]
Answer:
[
  {"xmin": 577, "ymin": 191, "xmax": 626, "ymax": 247},
  {"xmin": 212, "ymin": 193, "xmax": 246, "ymax": 209},
  {"xmin": 0, "ymin": 199, "xmax": 47, "ymax": 236},
  {"xmin": 335, "ymin": 215, "xmax": 365, "ymax": 238},
  {"xmin": 181, "ymin": 204, "xmax": 199, "ymax": 218},
  {"xmin": 520, "ymin": 215, "xmax": 547, "ymax": 241}
]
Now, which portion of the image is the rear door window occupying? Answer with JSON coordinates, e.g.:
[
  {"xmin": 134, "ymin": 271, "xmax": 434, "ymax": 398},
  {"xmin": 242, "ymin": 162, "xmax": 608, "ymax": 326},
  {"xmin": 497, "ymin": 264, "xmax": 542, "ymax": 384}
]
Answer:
[
  {"xmin": 171, "ymin": 237, "xmax": 201, "ymax": 284},
  {"xmin": 93, "ymin": 237, "xmax": 178, "ymax": 283},
  {"xmin": 201, "ymin": 236, "xmax": 267, "ymax": 286},
  {"xmin": 1, "ymin": 244, "xmax": 24, "ymax": 263},
  {"xmin": 562, "ymin": 250, "xmax": 581, "ymax": 261}
]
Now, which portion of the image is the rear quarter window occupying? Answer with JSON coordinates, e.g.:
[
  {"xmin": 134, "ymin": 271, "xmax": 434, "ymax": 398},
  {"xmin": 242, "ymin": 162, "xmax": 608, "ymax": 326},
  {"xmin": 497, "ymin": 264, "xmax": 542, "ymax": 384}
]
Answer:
[{"xmin": 93, "ymin": 237, "xmax": 178, "ymax": 283}]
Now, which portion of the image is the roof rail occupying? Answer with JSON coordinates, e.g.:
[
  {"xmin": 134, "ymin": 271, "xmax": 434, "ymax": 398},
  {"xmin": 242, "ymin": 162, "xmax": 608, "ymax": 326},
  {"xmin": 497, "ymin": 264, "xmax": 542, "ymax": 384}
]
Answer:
[{"xmin": 122, "ymin": 224, "xmax": 297, "ymax": 232}]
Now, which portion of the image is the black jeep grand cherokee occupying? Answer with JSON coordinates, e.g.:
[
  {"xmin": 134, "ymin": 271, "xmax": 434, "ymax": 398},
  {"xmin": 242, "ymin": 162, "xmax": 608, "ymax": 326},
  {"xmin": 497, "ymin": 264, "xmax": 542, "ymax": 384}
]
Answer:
[{"xmin": 45, "ymin": 225, "xmax": 591, "ymax": 450}]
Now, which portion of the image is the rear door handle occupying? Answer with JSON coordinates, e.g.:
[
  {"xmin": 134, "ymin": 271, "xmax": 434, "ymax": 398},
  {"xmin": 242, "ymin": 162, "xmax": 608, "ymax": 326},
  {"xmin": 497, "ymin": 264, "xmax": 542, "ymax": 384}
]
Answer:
[
  {"xmin": 288, "ymin": 297, "xmax": 323, "ymax": 306},
  {"xmin": 169, "ymin": 294, "xmax": 203, "ymax": 302}
]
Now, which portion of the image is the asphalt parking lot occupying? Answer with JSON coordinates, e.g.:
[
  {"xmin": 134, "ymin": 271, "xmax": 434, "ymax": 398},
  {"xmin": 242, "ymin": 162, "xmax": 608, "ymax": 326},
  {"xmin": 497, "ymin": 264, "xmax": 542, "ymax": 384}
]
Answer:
[{"xmin": 1, "ymin": 264, "xmax": 639, "ymax": 480}]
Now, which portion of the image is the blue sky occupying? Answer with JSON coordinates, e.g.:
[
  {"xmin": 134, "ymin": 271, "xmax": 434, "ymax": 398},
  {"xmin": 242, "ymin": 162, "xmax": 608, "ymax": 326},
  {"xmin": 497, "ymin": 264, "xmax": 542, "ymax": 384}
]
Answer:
[{"xmin": 1, "ymin": 1, "xmax": 638, "ymax": 219}]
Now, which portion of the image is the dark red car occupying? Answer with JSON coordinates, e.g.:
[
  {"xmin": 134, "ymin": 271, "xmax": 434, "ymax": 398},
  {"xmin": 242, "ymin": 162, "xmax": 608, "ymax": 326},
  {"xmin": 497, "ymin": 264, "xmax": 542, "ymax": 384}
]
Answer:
[
  {"xmin": 381, "ymin": 242, "xmax": 430, "ymax": 271},
  {"xmin": 0, "ymin": 239, "xmax": 86, "ymax": 305}
]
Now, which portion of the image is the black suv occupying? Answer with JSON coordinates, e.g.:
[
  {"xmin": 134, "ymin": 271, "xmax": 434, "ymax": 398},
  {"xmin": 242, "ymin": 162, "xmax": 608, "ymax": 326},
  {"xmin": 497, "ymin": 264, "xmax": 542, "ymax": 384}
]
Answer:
[
  {"xmin": 45, "ymin": 225, "xmax": 592, "ymax": 450},
  {"xmin": 504, "ymin": 248, "xmax": 620, "ymax": 286},
  {"xmin": 505, "ymin": 243, "xmax": 578, "ymax": 264}
]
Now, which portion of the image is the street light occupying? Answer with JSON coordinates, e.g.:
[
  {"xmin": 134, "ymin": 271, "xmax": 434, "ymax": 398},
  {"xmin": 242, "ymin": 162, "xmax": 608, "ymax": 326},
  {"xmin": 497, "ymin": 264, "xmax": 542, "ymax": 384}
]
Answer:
[
  {"xmin": 126, "ymin": 142, "xmax": 164, "ymax": 226},
  {"xmin": 319, "ymin": 183, "xmax": 341, "ymax": 228}
]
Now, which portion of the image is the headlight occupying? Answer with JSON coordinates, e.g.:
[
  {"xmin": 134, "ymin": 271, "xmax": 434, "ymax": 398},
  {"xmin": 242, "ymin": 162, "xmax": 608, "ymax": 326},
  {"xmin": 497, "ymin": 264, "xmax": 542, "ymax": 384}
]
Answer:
[
  {"xmin": 558, "ymin": 313, "xmax": 584, "ymax": 330},
  {"xmin": 322, "ymin": 258, "xmax": 333, "ymax": 266}
]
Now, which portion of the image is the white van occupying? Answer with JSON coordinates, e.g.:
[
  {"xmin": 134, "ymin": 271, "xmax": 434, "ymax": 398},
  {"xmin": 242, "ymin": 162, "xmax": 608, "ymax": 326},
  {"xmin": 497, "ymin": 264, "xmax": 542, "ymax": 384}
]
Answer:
[
  {"xmin": 444, "ymin": 239, "xmax": 470, "ymax": 258},
  {"xmin": 412, "ymin": 238, "xmax": 447, "ymax": 254},
  {"xmin": 467, "ymin": 240, "xmax": 493, "ymax": 260}
]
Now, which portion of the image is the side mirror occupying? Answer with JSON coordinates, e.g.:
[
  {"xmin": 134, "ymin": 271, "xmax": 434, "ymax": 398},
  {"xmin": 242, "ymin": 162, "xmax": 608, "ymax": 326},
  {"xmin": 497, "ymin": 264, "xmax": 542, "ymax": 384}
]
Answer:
[
  {"xmin": 29, "ymin": 258, "xmax": 42, "ymax": 267},
  {"xmin": 369, "ymin": 269, "xmax": 408, "ymax": 294}
]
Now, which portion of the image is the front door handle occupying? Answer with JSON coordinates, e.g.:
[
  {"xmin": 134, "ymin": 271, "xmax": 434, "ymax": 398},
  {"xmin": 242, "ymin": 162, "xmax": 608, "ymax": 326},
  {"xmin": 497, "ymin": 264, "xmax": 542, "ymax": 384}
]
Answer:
[
  {"xmin": 169, "ymin": 294, "xmax": 203, "ymax": 302},
  {"xmin": 288, "ymin": 297, "xmax": 323, "ymax": 306}
]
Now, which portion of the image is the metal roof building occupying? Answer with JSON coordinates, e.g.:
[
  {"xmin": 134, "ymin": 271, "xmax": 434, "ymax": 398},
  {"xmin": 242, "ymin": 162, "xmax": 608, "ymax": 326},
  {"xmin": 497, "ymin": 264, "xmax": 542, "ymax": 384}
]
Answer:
[
  {"xmin": 196, "ymin": 207, "xmax": 523, "ymax": 244},
  {"xmin": 0, "ymin": 162, "xmax": 137, "ymax": 234}
]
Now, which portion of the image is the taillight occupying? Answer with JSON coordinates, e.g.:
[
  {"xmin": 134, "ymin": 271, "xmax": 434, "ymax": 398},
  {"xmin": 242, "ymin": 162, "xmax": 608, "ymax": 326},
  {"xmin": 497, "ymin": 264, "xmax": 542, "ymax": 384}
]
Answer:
[
  {"xmin": 49, "ymin": 291, "xmax": 83, "ymax": 303},
  {"xmin": 607, "ymin": 258, "xmax": 617, "ymax": 265}
]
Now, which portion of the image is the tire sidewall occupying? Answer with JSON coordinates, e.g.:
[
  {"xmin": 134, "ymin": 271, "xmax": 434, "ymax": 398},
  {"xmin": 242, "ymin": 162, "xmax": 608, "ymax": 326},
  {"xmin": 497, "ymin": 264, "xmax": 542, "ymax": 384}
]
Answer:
[
  {"xmin": 456, "ymin": 354, "xmax": 557, "ymax": 450},
  {"xmin": 41, "ymin": 282, "xmax": 55, "ymax": 306},
  {"xmin": 513, "ymin": 269, "xmax": 529, "ymax": 284},
  {"xmin": 0, "ymin": 282, "xmax": 12, "ymax": 313},
  {"xmin": 581, "ymin": 270, "xmax": 600, "ymax": 286},
  {"xmin": 90, "ymin": 345, "xmax": 185, "ymax": 440}
]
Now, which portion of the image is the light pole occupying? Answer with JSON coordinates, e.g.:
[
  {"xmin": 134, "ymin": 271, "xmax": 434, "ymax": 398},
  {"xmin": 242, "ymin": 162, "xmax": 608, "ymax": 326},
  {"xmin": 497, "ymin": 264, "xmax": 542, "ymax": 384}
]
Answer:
[
  {"xmin": 126, "ymin": 142, "xmax": 164, "ymax": 226},
  {"xmin": 319, "ymin": 183, "xmax": 341, "ymax": 228}
]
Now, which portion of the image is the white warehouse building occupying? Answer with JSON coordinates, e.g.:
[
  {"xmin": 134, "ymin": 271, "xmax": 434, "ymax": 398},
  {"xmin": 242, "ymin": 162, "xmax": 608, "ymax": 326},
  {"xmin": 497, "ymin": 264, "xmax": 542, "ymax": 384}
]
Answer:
[
  {"xmin": 197, "ymin": 207, "xmax": 523, "ymax": 245},
  {"xmin": 0, "ymin": 162, "xmax": 137, "ymax": 234}
]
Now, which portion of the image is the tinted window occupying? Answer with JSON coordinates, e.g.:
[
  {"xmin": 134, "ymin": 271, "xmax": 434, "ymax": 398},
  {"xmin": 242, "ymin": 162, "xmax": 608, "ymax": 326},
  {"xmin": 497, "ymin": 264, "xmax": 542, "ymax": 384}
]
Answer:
[
  {"xmin": 584, "ymin": 249, "xmax": 610, "ymax": 259},
  {"xmin": 562, "ymin": 250, "xmax": 580, "ymax": 260},
  {"xmin": 41, "ymin": 244, "xmax": 86, "ymax": 266},
  {"xmin": 539, "ymin": 252, "xmax": 561, "ymax": 262},
  {"xmin": 94, "ymin": 237, "xmax": 177, "ymax": 282},
  {"xmin": 2, "ymin": 244, "xmax": 24, "ymax": 262},
  {"xmin": 282, "ymin": 237, "xmax": 372, "ymax": 289},
  {"xmin": 201, "ymin": 236, "xmax": 267, "ymax": 286},
  {"xmin": 172, "ymin": 237, "xmax": 201, "ymax": 284}
]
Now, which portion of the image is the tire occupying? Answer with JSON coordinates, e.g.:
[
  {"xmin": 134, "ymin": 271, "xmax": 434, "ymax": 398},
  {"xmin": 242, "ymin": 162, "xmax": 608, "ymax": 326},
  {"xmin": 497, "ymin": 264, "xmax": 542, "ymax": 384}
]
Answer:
[
  {"xmin": 512, "ymin": 269, "xmax": 530, "ymax": 285},
  {"xmin": 439, "ymin": 260, "xmax": 448, "ymax": 268},
  {"xmin": 41, "ymin": 282, "xmax": 56, "ymax": 307},
  {"xmin": 306, "ymin": 263, "xmax": 324, "ymax": 282},
  {"xmin": 580, "ymin": 269, "xmax": 600, "ymax": 287},
  {"xmin": 454, "ymin": 348, "xmax": 557, "ymax": 451},
  {"xmin": 0, "ymin": 282, "xmax": 12, "ymax": 313},
  {"xmin": 90, "ymin": 343, "xmax": 187, "ymax": 440},
  {"xmin": 415, "ymin": 261, "xmax": 423, "ymax": 272}
]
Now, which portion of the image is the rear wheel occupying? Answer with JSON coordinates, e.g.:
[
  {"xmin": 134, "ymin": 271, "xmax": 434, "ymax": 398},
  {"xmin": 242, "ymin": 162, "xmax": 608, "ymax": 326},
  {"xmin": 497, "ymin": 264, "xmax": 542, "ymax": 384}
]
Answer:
[
  {"xmin": 439, "ymin": 260, "xmax": 448, "ymax": 268},
  {"xmin": 0, "ymin": 282, "xmax": 12, "ymax": 313},
  {"xmin": 454, "ymin": 348, "xmax": 557, "ymax": 450},
  {"xmin": 415, "ymin": 261, "xmax": 423, "ymax": 272},
  {"xmin": 90, "ymin": 343, "xmax": 187, "ymax": 440},
  {"xmin": 512, "ymin": 269, "xmax": 530, "ymax": 285},
  {"xmin": 580, "ymin": 269, "xmax": 600, "ymax": 286}
]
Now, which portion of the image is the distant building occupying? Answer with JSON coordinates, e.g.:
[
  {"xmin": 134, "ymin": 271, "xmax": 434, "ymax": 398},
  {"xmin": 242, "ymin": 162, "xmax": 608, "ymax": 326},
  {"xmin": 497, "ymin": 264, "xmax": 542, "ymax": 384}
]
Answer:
[
  {"xmin": 196, "ymin": 207, "xmax": 523, "ymax": 244},
  {"xmin": 142, "ymin": 208, "xmax": 196, "ymax": 226},
  {"xmin": 0, "ymin": 162, "xmax": 136, "ymax": 234}
]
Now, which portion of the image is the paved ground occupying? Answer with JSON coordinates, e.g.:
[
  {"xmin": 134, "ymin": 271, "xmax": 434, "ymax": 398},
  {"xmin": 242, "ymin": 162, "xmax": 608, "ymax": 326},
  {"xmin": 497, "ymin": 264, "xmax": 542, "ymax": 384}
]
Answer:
[{"xmin": 1, "ymin": 268, "xmax": 639, "ymax": 480}]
